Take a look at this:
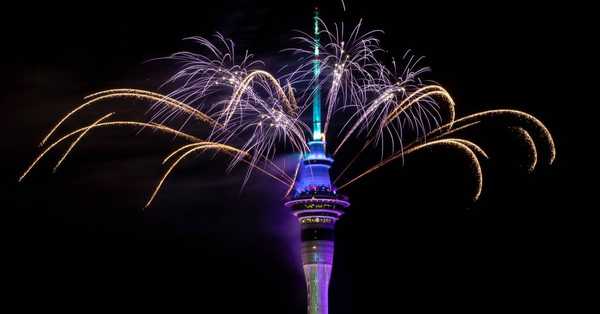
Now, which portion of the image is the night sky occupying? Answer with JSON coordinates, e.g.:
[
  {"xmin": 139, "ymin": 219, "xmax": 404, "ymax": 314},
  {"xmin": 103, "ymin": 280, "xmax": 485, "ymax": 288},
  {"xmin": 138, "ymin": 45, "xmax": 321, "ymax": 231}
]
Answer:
[{"xmin": 2, "ymin": 1, "xmax": 585, "ymax": 313}]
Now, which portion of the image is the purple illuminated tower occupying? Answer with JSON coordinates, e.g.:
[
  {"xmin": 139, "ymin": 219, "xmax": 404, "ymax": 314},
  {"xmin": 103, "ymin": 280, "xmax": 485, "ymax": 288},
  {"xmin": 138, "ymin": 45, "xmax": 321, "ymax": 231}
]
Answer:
[{"xmin": 285, "ymin": 7, "xmax": 350, "ymax": 314}]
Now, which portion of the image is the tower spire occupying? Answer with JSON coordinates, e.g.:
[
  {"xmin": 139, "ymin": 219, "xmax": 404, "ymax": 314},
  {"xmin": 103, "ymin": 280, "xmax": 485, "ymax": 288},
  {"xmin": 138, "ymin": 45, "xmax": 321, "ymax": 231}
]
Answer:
[{"xmin": 312, "ymin": 6, "xmax": 322, "ymax": 141}]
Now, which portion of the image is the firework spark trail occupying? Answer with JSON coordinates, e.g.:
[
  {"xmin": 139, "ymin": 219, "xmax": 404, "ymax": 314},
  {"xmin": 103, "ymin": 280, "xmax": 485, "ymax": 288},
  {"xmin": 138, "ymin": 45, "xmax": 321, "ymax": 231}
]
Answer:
[
  {"xmin": 24, "ymin": 112, "xmax": 289, "ymax": 202},
  {"xmin": 333, "ymin": 85, "xmax": 455, "ymax": 156},
  {"xmin": 338, "ymin": 139, "xmax": 485, "ymax": 201},
  {"xmin": 284, "ymin": 155, "xmax": 303, "ymax": 198},
  {"xmin": 20, "ymin": 121, "xmax": 202, "ymax": 182},
  {"xmin": 91, "ymin": 90, "xmax": 219, "ymax": 126},
  {"xmin": 159, "ymin": 54, "xmax": 314, "ymax": 173},
  {"xmin": 383, "ymin": 85, "xmax": 455, "ymax": 127},
  {"xmin": 207, "ymin": 96, "xmax": 310, "ymax": 180},
  {"xmin": 162, "ymin": 142, "xmax": 217, "ymax": 164},
  {"xmin": 210, "ymin": 111, "xmax": 308, "ymax": 182},
  {"xmin": 425, "ymin": 109, "xmax": 555, "ymax": 164},
  {"xmin": 235, "ymin": 152, "xmax": 295, "ymax": 184},
  {"xmin": 154, "ymin": 33, "xmax": 263, "ymax": 117},
  {"xmin": 332, "ymin": 87, "xmax": 395, "ymax": 154},
  {"xmin": 162, "ymin": 142, "xmax": 293, "ymax": 185},
  {"xmin": 334, "ymin": 98, "xmax": 442, "ymax": 184},
  {"xmin": 53, "ymin": 113, "xmax": 115, "ymax": 172},
  {"xmin": 85, "ymin": 89, "xmax": 218, "ymax": 126},
  {"xmin": 284, "ymin": 20, "xmax": 390, "ymax": 139},
  {"xmin": 335, "ymin": 108, "xmax": 555, "ymax": 196},
  {"xmin": 333, "ymin": 137, "xmax": 375, "ymax": 184},
  {"xmin": 403, "ymin": 139, "xmax": 483, "ymax": 201},
  {"xmin": 449, "ymin": 139, "xmax": 489, "ymax": 159},
  {"xmin": 430, "ymin": 121, "xmax": 481, "ymax": 139},
  {"xmin": 40, "ymin": 90, "xmax": 218, "ymax": 147},
  {"xmin": 511, "ymin": 127, "xmax": 538, "ymax": 172},
  {"xmin": 225, "ymin": 70, "xmax": 298, "ymax": 124},
  {"xmin": 320, "ymin": 22, "xmax": 386, "ymax": 137},
  {"xmin": 145, "ymin": 144, "xmax": 249, "ymax": 207}
]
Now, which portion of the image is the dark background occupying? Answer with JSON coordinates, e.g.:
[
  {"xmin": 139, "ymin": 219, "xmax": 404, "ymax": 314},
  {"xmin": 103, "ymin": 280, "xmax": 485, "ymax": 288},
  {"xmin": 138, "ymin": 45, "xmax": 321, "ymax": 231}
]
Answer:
[{"xmin": 2, "ymin": 1, "xmax": 587, "ymax": 313}]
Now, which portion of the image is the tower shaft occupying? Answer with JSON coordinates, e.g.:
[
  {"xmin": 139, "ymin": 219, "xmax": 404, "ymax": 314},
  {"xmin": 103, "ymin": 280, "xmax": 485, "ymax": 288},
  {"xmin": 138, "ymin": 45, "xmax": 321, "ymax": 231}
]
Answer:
[{"xmin": 301, "ymin": 230, "xmax": 334, "ymax": 314}]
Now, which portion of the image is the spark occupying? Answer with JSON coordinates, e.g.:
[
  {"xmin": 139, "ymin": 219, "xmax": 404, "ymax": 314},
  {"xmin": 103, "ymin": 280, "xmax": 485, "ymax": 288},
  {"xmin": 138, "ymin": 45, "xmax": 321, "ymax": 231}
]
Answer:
[
  {"xmin": 284, "ymin": 155, "xmax": 303, "ymax": 198},
  {"xmin": 338, "ymin": 139, "xmax": 484, "ymax": 201},
  {"xmin": 146, "ymin": 143, "xmax": 249, "ymax": 207},
  {"xmin": 448, "ymin": 139, "xmax": 489, "ymax": 159},
  {"xmin": 20, "ymin": 121, "xmax": 202, "ymax": 182},
  {"xmin": 41, "ymin": 89, "xmax": 217, "ymax": 146},
  {"xmin": 383, "ymin": 85, "xmax": 455, "ymax": 127},
  {"xmin": 225, "ymin": 70, "xmax": 298, "ymax": 125},
  {"xmin": 333, "ymin": 85, "xmax": 455, "ymax": 156},
  {"xmin": 427, "ymin": 109, "xmax": 555, "ymax": 164},
  {"xmin": 403, "ymin": 139, "xmax": 483, "ymax": 201},
  {"xmin": 511, "ymin": 127, "xmax": 538, "ymax": 172},
  {"xmin": 53, "ymin": 113, "xmax": 115, "ymax": 172},
  {"xmin": 162, "ymin": 142, "xmax": 293, "ymax": 186},
  {"xmin": 162, "ymin": 142, "xmax": 218, "ymax": 164}
]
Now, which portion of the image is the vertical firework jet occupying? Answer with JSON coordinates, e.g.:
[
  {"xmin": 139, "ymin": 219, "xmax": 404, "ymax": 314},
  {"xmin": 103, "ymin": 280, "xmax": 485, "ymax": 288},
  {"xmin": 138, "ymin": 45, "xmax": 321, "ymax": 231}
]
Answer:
[{"xmin": 284, "ymin": 7, "xmax": 349, "ymax": 314}]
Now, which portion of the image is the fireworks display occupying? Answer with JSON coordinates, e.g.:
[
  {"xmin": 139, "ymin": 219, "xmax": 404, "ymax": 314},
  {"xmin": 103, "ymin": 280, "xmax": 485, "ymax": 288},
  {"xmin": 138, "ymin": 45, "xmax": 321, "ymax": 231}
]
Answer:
[{"xmin": 19, "ymin": 13, "xmax": 555, "ymax": 208}]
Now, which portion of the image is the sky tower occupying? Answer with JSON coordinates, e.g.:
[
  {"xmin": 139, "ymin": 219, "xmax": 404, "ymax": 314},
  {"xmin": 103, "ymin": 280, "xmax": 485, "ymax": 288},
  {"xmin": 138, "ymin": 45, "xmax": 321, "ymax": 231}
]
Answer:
[{"xmin": 285, "ymin": 6, "xmax": 350, "ymax": 314}]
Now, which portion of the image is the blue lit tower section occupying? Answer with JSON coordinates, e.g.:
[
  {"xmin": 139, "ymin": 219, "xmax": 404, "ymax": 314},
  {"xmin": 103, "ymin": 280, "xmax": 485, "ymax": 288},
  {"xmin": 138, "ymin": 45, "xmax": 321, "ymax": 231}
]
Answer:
[
  {"xmin": 284, "ymin": 7, "xmax": 350, "ymax": 314},
  {"xmin": 284, "ymin": 142, "xmax": 349, "ymax": 314}
]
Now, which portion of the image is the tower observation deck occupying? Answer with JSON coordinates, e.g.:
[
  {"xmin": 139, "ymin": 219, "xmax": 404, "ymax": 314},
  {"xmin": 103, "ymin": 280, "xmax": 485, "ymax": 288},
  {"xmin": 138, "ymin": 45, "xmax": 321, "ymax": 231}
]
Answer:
[{"xmin": 284, "ymin": 7, "xmax": 350, "ymax": 314}]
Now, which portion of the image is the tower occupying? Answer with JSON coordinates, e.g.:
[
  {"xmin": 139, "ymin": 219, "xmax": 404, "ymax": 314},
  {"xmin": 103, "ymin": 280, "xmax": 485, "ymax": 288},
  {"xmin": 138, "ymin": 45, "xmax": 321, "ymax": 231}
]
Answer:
[{"xmin": 284, "ymin": 7, "xmax": 350, "ymax": 314}]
